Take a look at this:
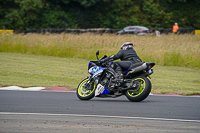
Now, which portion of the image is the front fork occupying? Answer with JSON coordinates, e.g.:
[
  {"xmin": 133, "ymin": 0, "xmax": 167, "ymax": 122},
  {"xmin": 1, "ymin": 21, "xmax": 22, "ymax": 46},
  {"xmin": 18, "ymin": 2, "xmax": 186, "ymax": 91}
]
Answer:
[{"xmin": 83, "ymin": 76, "xmax": 95, "ymax": 90}]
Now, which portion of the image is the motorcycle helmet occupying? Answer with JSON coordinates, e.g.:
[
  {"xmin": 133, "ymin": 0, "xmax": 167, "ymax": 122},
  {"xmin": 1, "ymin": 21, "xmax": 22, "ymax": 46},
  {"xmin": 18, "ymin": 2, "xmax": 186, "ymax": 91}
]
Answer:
[{"xmin": 121, "ymin": 42, "xmax": 133, "ymax": 50}]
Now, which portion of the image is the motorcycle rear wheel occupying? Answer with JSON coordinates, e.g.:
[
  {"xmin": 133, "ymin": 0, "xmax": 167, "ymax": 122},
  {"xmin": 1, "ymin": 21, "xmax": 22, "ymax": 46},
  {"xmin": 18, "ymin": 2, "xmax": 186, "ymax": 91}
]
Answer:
[
  {"xmin": 76, "ymin": 78, "xmax": 95, "ymax": 100},
  {"xmin": 125, "ymin": 77, "xmax": 151, "ymax": 102}
]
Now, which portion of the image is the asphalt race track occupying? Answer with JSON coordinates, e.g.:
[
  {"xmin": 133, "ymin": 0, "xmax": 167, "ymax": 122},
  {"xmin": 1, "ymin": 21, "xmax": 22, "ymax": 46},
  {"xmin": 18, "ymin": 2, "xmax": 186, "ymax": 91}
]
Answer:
[{"xmin": 0, "ymin": 90, "xmax": 200, "ymax": 133}]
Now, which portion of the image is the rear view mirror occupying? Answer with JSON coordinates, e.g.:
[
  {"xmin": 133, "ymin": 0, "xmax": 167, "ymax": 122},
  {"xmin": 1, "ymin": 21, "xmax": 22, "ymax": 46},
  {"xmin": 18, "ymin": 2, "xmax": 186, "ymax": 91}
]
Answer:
[
  {"xmin": 96, "ymin": 50, "xmax": 99, "ymax": 60},
  {"xmin": 96, "ymin": 50, "xmax": 99, "ymax": 56}
]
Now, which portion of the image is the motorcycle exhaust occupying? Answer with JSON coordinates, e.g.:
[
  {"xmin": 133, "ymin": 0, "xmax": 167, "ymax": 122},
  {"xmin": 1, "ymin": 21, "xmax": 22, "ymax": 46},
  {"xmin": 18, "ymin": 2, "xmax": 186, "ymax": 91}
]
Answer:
[{"xmin": 127, "ymin": 63, "xmax": 147, "ymax": 75}]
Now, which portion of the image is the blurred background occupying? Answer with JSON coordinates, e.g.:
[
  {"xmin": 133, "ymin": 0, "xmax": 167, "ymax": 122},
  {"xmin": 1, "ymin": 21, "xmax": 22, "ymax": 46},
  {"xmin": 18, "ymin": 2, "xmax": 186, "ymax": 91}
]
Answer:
[{"xmin": 0, "ymin": 0, "xmax": 200, "ymax": 31}]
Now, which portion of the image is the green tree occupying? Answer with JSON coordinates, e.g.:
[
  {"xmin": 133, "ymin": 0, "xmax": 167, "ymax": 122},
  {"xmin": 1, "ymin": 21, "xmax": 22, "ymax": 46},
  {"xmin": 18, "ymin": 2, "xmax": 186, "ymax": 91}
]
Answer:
[
  {"xmin": 0, "ymin": 0, "xmax": 200, "ymax": 30},
  {"xmin": 1, "ymin": 0, "xmax": 45, "ymax": 29}
]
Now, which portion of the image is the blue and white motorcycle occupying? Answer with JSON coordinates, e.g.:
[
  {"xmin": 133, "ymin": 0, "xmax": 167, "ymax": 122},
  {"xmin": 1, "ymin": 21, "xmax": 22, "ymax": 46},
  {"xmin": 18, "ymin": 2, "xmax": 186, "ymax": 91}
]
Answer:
[{"xmin": 76, "ymin": 50, "xmax": 155, "ymax": 102}]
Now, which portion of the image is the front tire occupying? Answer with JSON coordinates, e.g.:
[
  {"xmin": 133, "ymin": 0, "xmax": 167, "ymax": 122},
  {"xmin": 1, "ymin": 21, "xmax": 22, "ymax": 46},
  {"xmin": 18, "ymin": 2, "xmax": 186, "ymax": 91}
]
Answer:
[
  {"xmin": 76, "ymin": 78, "xmax": 95, "ymax": 100},
  {"xmin": 125, "ymin": 77, "xmax": 151, "ymax": 102}
]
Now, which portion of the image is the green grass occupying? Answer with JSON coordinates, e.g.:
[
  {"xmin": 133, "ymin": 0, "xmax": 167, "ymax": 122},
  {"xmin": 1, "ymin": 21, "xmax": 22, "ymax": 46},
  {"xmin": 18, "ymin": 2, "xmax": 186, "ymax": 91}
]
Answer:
[
  {"xmin": 0, "ymin": 53, "xmax": 88, "ymax": 89},
  {"xmin": 0, "ymin": 53, "xmax": 200, "ymax": 95},
  {"xmin": 0, "ymin": 33, "xmax": 200, "ymax": 67},
  {"xmin": 151, "ymin": 65, "xmax": 200, "ymax": 95}
]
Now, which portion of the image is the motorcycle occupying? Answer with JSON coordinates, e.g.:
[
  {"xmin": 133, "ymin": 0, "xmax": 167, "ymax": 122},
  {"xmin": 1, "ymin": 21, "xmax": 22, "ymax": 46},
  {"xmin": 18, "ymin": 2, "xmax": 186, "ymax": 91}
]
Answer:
[{"xmin": 76, "ymin": 50, "xmax": 155, "ymax": 102}]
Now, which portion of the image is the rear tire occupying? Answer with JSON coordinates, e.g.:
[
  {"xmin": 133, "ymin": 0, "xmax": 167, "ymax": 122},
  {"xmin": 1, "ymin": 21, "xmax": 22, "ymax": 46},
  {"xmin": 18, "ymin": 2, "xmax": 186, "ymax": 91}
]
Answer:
[
  {"xmin": 76, "ymin": 78, "xmax": 95, "ymax": 100},
  {"xmin": 125, "ymin": 77, "xmax": 151, "ymax": 102}
]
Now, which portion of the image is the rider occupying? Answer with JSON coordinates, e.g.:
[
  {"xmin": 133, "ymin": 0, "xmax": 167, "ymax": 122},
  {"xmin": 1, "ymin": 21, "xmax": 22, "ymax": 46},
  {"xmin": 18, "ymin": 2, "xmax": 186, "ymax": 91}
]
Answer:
[{"xmin": 98, "ymin": 42, "xmax": 142, "ymax": 82}]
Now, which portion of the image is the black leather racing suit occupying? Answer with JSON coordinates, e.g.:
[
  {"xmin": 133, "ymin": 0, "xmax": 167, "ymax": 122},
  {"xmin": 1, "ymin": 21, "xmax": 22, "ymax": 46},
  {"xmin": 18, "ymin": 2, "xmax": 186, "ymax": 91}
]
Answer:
[{"xmin": 103, "ymin": 47, "xmax": 142, "ymax": 76}]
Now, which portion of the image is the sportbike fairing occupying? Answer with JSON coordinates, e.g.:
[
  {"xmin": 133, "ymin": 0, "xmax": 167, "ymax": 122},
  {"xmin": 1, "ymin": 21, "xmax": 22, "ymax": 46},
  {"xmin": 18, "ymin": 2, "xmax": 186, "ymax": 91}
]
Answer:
[
  {"xmin": 88, "ymin": 66, "xmax": 105, "ymax": 77},
  {"xmin": 95, "ymin": 84, "xmax": 110, "ymax": 96},
  {"xmin": 88, "ymin": 62, "xmax": 109, "ymax": 96}
]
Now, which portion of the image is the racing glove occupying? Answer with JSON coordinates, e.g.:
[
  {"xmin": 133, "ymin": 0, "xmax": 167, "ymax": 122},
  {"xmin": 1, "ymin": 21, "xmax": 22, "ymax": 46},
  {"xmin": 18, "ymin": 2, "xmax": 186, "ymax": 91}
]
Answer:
[{"xmin": 98, "ymin": 59, "xmax": 105, "ymax": 64}]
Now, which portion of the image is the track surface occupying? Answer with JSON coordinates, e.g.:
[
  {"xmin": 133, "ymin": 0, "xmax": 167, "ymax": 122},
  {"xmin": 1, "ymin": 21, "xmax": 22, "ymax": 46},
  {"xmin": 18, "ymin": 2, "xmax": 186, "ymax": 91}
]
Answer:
[
  {"xmin": 0, "ymin": 90, "xmax": 199, "ymax": 120},
  {"xmin": 0, "ymin": 90, "xmax": 200, "ymax": 132}
]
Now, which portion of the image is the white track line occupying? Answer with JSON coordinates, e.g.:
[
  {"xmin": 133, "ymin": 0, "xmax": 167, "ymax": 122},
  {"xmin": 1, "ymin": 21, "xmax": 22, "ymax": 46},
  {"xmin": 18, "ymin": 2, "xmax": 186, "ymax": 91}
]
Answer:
[
  {"xmin": 0, "ymin": 86, "xmax": 45, "ymax": 91},
  {"xmin": 0, "ymin": 112, "xmax": 199, "ymax": 123}
]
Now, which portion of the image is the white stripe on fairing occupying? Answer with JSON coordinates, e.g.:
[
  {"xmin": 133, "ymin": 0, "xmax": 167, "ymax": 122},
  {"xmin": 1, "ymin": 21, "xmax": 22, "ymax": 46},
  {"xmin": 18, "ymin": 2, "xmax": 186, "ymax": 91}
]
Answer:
[{"xmin": 0, "ymin": 112, "xmax": 200, "ymax": 123}]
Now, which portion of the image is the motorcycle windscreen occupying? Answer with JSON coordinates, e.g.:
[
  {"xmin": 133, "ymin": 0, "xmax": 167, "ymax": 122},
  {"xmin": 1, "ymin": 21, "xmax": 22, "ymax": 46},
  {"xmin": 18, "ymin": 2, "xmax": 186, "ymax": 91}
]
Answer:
[{"xmin": 95, "ymin": 84, "xmax": 110, "ymax": 96}]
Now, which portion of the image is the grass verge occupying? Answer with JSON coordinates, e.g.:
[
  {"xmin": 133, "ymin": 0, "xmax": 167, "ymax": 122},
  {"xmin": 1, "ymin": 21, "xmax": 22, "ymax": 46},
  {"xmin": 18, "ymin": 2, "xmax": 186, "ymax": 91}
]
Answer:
[
  {"xmin": 0, "ymin": 52, "xmax": 199, "ymax": 95},
  {"xmin": 0, "ymin": 33, "xmax": 200, "ymax": 67}
]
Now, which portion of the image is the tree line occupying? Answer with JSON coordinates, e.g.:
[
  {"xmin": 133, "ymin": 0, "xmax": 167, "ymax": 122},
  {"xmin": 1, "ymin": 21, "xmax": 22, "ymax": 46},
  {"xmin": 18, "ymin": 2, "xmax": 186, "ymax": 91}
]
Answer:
[{"xmin": 0, "ymin": 0, "xmax": 200, "ymax": 30}]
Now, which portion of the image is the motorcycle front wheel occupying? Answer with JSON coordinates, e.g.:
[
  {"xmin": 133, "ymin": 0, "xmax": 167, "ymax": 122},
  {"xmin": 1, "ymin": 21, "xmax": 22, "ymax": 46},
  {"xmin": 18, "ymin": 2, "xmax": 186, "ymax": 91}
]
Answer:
[
  {"xmin": 76, "ymin": 78, "xmax": 95, "ymax": 100},
  {"xmin": 125, "ymin": 77, "xmax": 151, "ymax": 102}
]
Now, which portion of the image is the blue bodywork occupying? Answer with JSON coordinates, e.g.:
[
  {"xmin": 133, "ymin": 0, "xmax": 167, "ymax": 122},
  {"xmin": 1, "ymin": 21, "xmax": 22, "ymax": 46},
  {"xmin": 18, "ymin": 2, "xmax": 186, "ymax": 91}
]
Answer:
[
  {"xmin": 88, "ymin": 61, "xmax": 105, "ymax": 76},
  {"xmin": 88, "ymin": 61, "xmax": 93, "ymax": 70},
  {"xmin": 88, "ymin": 61, "xmax": 109, "ymax": 96}
]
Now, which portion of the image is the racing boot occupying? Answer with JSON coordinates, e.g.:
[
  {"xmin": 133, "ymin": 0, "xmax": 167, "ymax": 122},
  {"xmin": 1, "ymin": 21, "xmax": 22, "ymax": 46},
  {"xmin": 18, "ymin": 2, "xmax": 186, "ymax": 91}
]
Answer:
[
  {"xmin": 110, "ymin": 63, "xmax": 124, "ymax": 86},
  {"xmin": 114, "ymin": 71, "xmax": 124, "ymax": 86}
]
